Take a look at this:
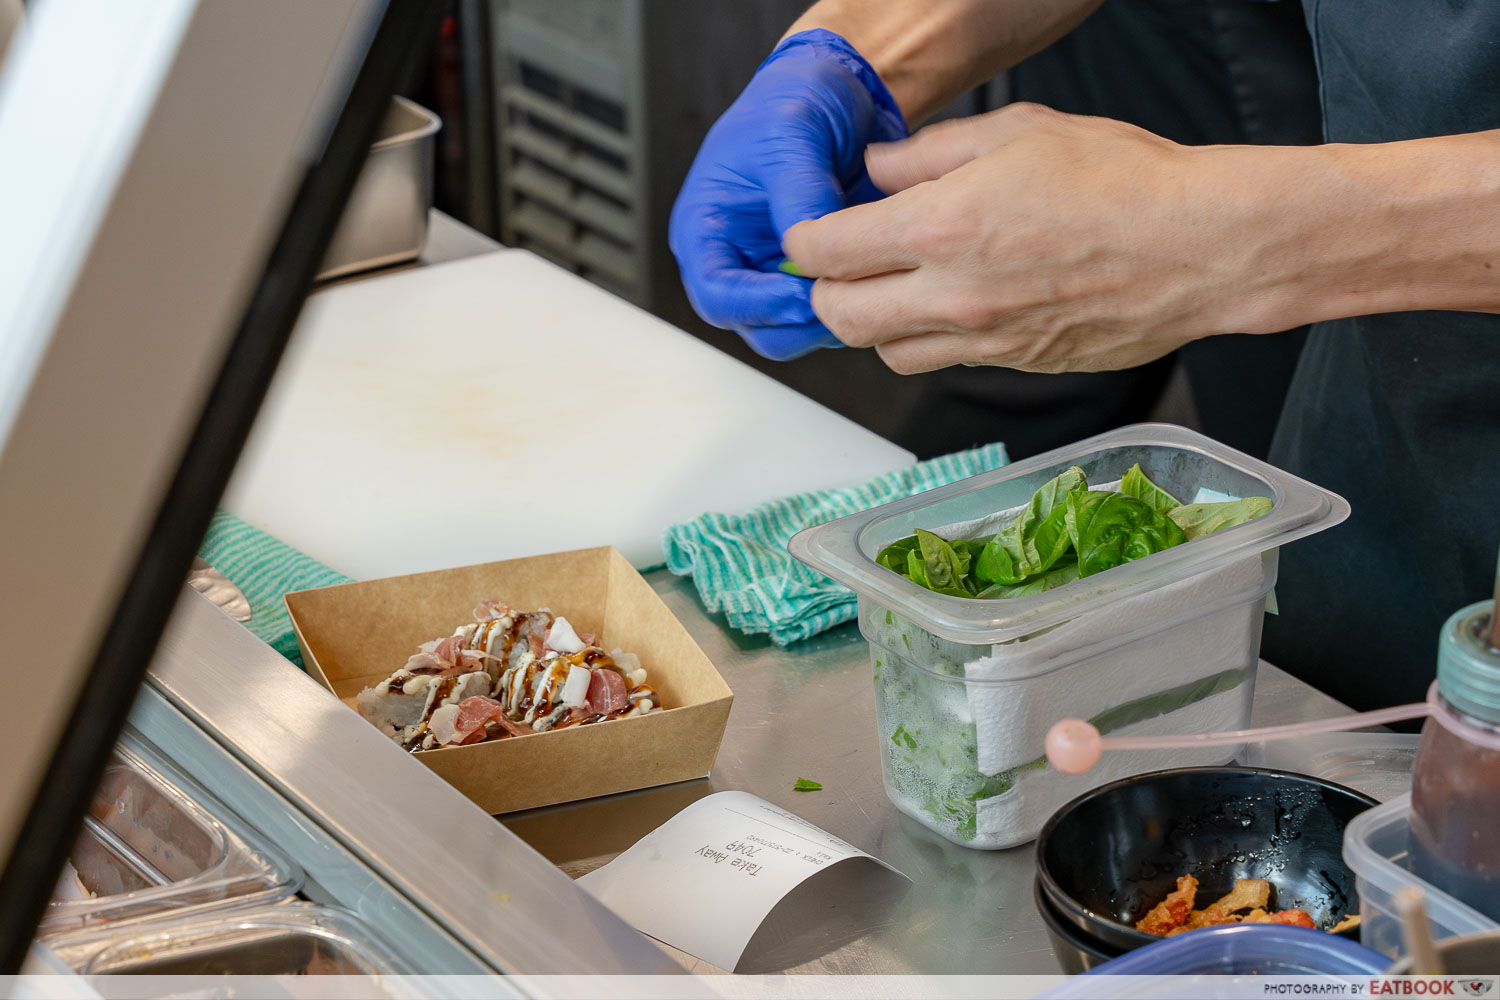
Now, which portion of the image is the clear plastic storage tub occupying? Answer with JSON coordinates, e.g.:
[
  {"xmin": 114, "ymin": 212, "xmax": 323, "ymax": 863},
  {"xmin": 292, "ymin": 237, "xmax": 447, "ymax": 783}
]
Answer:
[
  {"xmin": 1239, "ymin": 733, "xmax": 1418, "ymax": 803},
  {"xmin": 40, "ymin": 734, "xmax": 302, "ymax": 937},
  {"xmin": 1342, "ymin": 793, "xmax": 1499, "ymax": 957},
  {"xmin": 790, "ymin": 424, "xmax": 1349, "ymax": 849},
  {"xmin": 81, "ymin": 902, "xmax": 418, "ymax": 979}
]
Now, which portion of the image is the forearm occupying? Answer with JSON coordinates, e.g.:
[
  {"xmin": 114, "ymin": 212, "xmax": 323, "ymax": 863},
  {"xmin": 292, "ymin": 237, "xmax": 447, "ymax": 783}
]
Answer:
[
  {"xmin": 1216, "ymin": 130, "xmax": 1500, "ymax": 334},
  {"xmin": 785, "ymin": 0, "xmax": 1102, "ymax": 123}
]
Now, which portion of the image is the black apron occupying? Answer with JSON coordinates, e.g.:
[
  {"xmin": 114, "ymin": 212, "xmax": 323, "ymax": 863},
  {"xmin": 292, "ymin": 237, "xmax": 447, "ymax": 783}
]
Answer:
[{"xmin": 1262, "ymin": 1, "xmax": 1500, "ymax": 710}]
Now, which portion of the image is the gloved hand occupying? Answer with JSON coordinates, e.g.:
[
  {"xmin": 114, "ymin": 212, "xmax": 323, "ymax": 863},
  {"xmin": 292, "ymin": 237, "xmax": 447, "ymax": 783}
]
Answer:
[{"xmin": 668, "ymin": 29, "xmax": 907, "ymax": 360}]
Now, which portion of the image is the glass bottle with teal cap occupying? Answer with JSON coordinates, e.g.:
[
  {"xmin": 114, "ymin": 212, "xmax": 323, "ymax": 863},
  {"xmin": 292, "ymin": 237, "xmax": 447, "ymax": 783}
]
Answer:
[{"xmin": 1409, "ymin": 555, "xmax": 1500, "ymax": 923}]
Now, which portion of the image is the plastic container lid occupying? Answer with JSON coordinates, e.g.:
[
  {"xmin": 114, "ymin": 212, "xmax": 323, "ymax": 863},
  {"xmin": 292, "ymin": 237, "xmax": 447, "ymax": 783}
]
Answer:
[
  {"xmin": 1437, "ymin": 600, "xmax": 1500, "ymax": 724},
  {"xmin": 790, "ymin": 424, "xmax": 1349, "ymax": 644},
  {"xmin": 1035, "ymin": 925, "xmax": 1387, "ymax": 998},
  {"xmin": 1089, "ymin": 924, "xmax": 1387, "ymax": 975}
]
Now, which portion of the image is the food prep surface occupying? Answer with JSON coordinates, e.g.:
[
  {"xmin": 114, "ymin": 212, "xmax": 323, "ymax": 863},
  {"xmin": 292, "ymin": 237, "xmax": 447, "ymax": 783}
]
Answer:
[{"xmin": 499, "ymin": 568, "xmax": 1359, "ymax": 975}]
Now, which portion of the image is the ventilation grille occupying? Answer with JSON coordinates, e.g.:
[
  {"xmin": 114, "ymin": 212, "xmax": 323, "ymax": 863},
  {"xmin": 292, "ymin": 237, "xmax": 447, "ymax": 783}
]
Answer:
[{"xmin": 498, "ymin": 56, "xmax": 641, "ymax": 304}]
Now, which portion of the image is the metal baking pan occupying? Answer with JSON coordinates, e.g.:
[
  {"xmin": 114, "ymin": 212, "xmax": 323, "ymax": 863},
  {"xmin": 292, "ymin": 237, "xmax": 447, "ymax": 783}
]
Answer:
[{"xmin": 318, "ymin": 95, "xmax": 442, "ymax": 280}]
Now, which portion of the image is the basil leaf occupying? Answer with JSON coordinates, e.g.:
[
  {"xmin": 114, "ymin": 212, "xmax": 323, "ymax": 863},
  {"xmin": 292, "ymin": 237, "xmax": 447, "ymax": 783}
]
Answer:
[
  {"xmin": 793, "ymin": 777, "xmax": 822, "ymax": 791},
  {"xmin": 949, "ymin": 539, "xmax": 978, "ymax": 581},
  {"xmin": 916, "ymin": 529, "xmax": 963, "ymax": 589},
  {"xmin": 1120, "ymin": 463, "xmax": 1181, "ymax": 513},
  {"xmin": 1088, "ymin": 667, "xmax": 1248, "ymax": 734},
  {"xmin": 1010, "ymin": 465, "xmax": 1087, "ymax": 575},
  {"xmin": 1024, "ymin": 502, "xmax": 1073, "ymax": 575},
  {"xmin": 976, "ymin": 560, "xmax": 1081, "ymax": 599},
  {"xmin": 876, "ymin": 535, "xmax": 921, "ymax": 574},
  {"xmin": 906, "ymin": 548, "xmax": 931, "ymax": 588},
  {"xmin": 1065, "ymin": 489, "xmax": 1114, "ymax": 551},
  {"xmin": 1167, "ymin": 496, "xmax": 1274, "ymax": 540},
  {"xmin": 1075, "ymin": 493, "xmax": 1187, "ymax": 577},
  {"xmin": 974, "ymin": 534, "xmax": 1025, "ymax": 585},
  {"xmin": 1031, "ymin": 465, "xmax": 1089, "ymax": 518}
]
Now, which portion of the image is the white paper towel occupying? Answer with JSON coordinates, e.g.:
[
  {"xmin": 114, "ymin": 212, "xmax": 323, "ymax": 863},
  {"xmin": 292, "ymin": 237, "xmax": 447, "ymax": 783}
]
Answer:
[
  {"xmin": 975, "ymin": 684, "xmax": 1251, "ymax": 849},
  {"xmin": 964, "ymin": 552, "xmax": 1268, "ymax": 773}
]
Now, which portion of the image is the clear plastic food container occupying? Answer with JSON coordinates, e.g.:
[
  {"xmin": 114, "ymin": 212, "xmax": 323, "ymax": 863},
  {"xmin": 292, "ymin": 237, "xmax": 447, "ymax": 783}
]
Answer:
[
  {"xmin": 1238, "ymin": 732, "xmax": 1419, "ymax": 803},
  {"xmin": 790, "ymin": 424, "xmax": 1349, "ymax": 849},
  {"xmin": 39, "ymin": 734, "xmax": 302, "ymax": 937},
  {"xmin": 1037, "ymin": 924, "xmax": 1387, "ymax": 998},
  {"xmin": 81, "ymin": 902, "xmax": 418, "ymax": 979},
  {"xmin": 1342, "ymin": 793, "xmax": 1499, "ymax": 957}
]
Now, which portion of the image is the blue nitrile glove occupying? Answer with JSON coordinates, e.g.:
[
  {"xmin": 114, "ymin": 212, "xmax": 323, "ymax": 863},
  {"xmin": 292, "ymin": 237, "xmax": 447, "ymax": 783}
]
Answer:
[{"xmin": 668, "ymin": 29, "xmax": 907, "ymax": 361}]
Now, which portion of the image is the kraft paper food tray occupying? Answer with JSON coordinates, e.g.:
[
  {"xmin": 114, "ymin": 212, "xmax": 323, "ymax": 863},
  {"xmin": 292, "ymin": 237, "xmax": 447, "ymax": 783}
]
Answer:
[{"xmin": 285, "ymin": 546, "xmax": 733, "ymax": 814}]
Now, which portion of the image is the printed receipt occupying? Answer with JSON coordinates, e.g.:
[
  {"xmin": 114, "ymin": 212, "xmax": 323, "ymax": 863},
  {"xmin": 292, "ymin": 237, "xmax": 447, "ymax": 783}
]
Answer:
[{"xmin": 577, "ymin": 790, "xmax": 907, "ymax": 971}]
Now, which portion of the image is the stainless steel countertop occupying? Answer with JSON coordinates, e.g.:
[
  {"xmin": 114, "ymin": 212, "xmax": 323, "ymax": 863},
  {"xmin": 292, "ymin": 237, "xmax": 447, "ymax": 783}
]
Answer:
[
  {"xmin": 198, "ymin": 210, "xmax": 1356, "ymax": 977},
  {"xmin": 501, "ymin": 569, "xmax": 1352, "ymax": 975}
]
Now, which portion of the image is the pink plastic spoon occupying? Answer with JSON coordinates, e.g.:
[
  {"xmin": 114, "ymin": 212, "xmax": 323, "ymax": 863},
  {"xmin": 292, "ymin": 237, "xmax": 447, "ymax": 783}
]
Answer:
[{"xmin": 1044, "ymin": 700, "xmax": 1431, "ymax": 775}]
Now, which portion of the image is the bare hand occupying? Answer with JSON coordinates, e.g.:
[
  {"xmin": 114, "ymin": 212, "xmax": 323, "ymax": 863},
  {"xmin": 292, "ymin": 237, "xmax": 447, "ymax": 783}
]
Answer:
[{"xmin": 782, "ymin": 104, "xmax": 1284, "ymax": 374}]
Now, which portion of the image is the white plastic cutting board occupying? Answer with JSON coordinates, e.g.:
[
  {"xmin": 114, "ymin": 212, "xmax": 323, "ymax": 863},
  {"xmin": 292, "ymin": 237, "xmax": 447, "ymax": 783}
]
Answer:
[{"xmin": 223, "ymin": 250, "xmax": 915, "ymax": 577}]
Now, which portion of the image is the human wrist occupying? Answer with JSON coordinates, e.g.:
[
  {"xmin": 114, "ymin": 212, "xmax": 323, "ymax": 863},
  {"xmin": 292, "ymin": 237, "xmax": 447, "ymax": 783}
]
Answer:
[
  {"xmin": 767, "ymin": 29, "xmax": 907, "ymax": 141},
  {"xmin": 782, "ymin": 1, "xmax": 992, "ymax": 123},
  {"xmin": 1211, "ymin": 134, "xmax": 1500, "ymax": 333}
]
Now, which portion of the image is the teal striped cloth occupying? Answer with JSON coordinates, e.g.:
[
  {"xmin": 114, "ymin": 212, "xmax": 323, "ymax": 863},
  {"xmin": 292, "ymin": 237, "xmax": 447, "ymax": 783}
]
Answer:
[
  {"xmin": 662, "ymin": 443, "xmax": 1008, "ymax": 646},
  {"xmin": 198, "ymin": 509, "xmax": 352, "ymax": 669}
]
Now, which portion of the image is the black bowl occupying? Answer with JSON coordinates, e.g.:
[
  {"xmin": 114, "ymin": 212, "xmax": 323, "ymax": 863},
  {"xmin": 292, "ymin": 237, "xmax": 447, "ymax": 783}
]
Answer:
[
  {"xmin": 1033, "ymin": 876, "xmax": 1122, "ymax": 974},
  {"xmin": 1035, "ymin": 766, "xmax": 1376, "ymax": 954}
]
